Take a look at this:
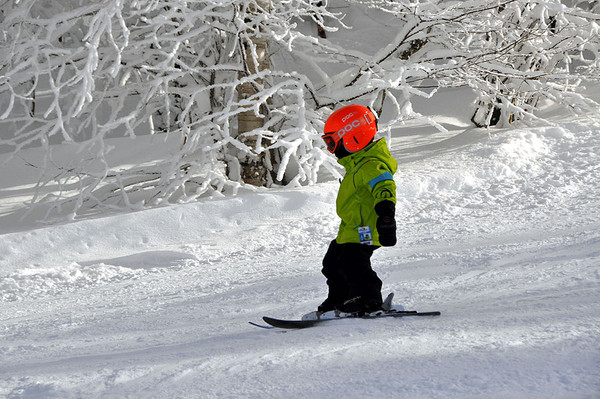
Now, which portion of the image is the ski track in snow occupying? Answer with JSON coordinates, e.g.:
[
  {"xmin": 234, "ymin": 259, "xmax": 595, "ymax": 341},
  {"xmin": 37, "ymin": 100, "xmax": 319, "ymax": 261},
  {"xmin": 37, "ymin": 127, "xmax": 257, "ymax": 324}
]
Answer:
[{"xmin": 2, "ymin": 95, "xmax": 600, "ymax": 397}]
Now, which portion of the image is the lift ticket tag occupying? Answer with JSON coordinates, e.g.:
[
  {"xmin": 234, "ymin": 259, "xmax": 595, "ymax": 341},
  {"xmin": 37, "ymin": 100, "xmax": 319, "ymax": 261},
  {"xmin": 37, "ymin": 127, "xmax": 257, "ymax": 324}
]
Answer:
[{"xmin": 358, "ymin": 226, "xmax": 373, "ymax": 245}]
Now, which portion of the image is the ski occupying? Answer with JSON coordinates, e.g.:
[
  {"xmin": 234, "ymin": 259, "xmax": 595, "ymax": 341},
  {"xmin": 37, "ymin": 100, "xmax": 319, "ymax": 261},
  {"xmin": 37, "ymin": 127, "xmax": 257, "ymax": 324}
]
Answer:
[{"xmin": 259, "ymin": 310, "xmax": 441, "ymax": 330}]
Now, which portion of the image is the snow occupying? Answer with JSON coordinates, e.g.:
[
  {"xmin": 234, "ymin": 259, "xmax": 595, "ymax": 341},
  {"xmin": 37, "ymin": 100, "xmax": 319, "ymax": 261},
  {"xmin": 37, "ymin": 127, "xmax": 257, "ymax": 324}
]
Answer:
[
  {"xmin": 2, "ymin": 1, "xmax": 600, "ymax": 394},
  {"xmin": 1, "ymin": 83, "xmax": 599, "ymax": 398}
]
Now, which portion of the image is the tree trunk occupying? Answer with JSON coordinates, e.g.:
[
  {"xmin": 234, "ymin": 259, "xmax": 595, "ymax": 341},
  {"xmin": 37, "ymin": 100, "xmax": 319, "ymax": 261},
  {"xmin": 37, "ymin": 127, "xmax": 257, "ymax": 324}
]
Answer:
[{"xmin": 238, "ymin": 0, "xmax": 271, "ymax": 187}]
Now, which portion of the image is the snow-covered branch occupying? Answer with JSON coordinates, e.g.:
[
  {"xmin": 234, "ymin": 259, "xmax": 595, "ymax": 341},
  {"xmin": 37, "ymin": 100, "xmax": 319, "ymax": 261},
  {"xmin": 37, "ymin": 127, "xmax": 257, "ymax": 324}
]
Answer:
[{"xmin": 0, "ymin": 0, "xmax": 598, "ymax": 219}]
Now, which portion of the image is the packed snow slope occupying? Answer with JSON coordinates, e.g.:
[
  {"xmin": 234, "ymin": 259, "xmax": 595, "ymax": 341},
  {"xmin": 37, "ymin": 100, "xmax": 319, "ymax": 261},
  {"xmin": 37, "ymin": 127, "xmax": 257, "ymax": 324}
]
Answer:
[{"xmin": 1, "ymin": 85, "xmax": 599, "ymax": 398}]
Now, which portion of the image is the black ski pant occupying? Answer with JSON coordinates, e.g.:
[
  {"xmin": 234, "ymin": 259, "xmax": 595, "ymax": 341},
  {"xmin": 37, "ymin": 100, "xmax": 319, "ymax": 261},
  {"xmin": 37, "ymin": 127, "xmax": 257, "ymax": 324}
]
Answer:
[{"xmin": 321, "ymin": 240, "xmax": 383, "ymax": 306}]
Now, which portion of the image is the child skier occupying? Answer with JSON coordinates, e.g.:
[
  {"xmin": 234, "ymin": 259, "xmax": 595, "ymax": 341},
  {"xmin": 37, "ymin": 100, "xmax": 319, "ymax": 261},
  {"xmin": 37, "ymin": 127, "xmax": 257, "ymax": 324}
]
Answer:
[{"xmin": 318, "ymin": 104, "xmax": 397, "ymax": 315}]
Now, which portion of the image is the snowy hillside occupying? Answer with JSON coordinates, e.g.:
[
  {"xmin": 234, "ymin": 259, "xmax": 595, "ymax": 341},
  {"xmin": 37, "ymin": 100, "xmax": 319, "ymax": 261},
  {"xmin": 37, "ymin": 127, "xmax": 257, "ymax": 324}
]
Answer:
[{"xmin": 1, "ymin": 84, "xmax": 599, "ymax": 398}]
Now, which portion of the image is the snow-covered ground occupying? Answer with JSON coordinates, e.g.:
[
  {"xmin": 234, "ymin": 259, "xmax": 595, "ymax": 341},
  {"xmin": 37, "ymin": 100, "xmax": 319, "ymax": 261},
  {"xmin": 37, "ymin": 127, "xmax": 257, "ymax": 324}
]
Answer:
[{"xmin": 1, "ymin": 84, "xmax": 599, "ymax": 398}]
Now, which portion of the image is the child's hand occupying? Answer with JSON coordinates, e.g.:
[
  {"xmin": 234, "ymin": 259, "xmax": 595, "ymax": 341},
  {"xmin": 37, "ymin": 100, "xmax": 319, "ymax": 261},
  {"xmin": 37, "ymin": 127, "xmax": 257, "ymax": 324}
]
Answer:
[{"xmin": 375, "ymin": 200, "xmax": 397, "ymax": 246}]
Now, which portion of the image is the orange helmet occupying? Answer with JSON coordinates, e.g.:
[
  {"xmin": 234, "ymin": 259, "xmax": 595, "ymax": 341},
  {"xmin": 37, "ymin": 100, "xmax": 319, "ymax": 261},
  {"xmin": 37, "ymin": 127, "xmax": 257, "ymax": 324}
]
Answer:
[{"xmin": 322, "ymin": 104, "xmax": 377, "ymax": 154}]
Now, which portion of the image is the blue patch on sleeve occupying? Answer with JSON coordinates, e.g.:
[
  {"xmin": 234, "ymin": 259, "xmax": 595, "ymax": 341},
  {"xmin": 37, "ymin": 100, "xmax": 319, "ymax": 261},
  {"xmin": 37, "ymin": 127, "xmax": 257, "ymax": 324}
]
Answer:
[{"xmin": 368, "ymin": 171, "xmax": 393, "ymax": 189}]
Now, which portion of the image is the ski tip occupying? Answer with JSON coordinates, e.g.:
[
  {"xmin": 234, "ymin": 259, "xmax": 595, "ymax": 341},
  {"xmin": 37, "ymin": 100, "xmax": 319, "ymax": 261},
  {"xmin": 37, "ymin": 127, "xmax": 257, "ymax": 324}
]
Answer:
[{"xmin": 249, "ymin": 321, "xmax": 275, "ymax": 329}]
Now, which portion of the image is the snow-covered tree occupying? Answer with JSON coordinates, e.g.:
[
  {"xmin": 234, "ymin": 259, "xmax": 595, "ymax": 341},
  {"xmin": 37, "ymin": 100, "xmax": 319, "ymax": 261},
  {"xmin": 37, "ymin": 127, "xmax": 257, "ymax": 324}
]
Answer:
[
  {"xmin": 466, "ymin": 1, "xmax": 600, "ymax": 126},
  {"xmin": 0, "ymin": 0, "xmax": 340, "ymax": 219},
  {"xmin": 0, "ymin": 0, "xmax": 598, "ymax": 219}
]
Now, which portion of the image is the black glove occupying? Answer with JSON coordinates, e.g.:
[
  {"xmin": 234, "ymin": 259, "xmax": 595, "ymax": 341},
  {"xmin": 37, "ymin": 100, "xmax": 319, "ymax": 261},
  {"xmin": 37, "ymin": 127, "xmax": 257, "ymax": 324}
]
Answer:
[{"xmin": 375, "ymin": 200, "xmax": 397, "ymax": 247}]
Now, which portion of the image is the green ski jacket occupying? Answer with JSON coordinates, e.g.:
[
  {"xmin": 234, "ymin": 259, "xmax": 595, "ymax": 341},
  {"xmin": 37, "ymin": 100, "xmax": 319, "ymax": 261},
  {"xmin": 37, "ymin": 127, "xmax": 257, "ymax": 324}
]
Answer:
[{"xmin": 336, "ymin": 138, "xmax": 397, "ymax": 246}]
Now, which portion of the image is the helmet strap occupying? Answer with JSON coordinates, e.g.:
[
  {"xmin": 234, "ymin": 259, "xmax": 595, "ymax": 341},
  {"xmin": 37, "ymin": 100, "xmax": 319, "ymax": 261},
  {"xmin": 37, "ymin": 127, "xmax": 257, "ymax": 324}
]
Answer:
[{"xmin": 334, "ymin": 143, "xmax": 352, "ymax": 159}]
